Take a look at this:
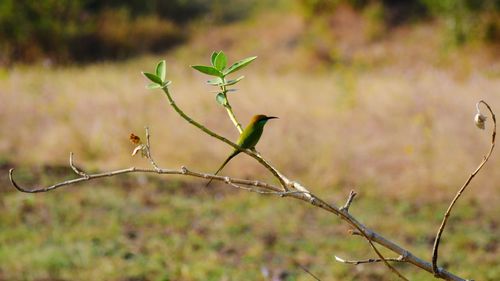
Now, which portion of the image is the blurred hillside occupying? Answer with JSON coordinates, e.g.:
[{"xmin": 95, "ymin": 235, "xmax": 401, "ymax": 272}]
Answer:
[
  {"xmin": 1, "ymin": 0, "xmax": 500, "ymax": 65},
  {"xmin": 0, "ymin": 0, "xmax": 266, "ymax": 64}
]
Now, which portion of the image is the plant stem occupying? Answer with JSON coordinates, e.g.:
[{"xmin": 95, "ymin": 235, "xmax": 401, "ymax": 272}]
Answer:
[
  {"xmin": 224, "ymin": 101, "xmax": 243, "ymax": 134},
  {"xmin": 220, "ymin": 78, "xmax": 243, "ymax": 133}
]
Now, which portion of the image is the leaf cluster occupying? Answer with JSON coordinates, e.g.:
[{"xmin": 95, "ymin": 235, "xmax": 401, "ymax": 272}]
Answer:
[
  {"xmin": 142, "ymin": 52, "xmax": 257, "ymax": 108},
  {"xmin": 142, "ymin": 61, "xmax": 172, "ymax": 89},
  {"xmin": 191, "ymin": 51, "xmax": 257, "ymax": 106}
]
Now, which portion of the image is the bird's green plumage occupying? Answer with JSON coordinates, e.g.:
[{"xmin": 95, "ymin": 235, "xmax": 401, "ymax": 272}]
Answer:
[{"xmin": 206, "ymin": 114, "xmax": 277, "ymax": 187}]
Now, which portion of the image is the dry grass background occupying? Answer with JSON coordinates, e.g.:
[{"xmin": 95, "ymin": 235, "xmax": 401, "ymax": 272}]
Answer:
[{"xmin": 0, "ymin": 8, "xmax": 499, "ymax": 281}]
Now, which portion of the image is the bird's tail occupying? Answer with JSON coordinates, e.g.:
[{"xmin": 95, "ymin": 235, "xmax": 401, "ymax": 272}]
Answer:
[{"xmin": 206, "ymin": 151, "xmax": 239, "ymax": 187}]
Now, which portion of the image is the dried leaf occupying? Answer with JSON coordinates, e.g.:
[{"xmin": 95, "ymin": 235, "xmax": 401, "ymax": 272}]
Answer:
[{"xmin": 130, "ymin": 133, "xmax": 142, "ymax": 144}]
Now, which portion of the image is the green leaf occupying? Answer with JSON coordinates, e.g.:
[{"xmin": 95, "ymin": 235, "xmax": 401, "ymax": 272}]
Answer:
[
  {"xmin": 191, "ymin": 65, "xmax": 223, "ymax": 77},
  {"xmin": 223, "ymin": 56, "xmax": 257, "ymax": 75},
  {"xmin": 211, "ymin": 51, "xmax": 220, "ymax": 66},
  {"xmin": 142, "ymin": 72, "xmax": 163, "ymax": 85},
  {"xmin": 215, "ymin": 93, "xmax": 228, "ymax": 106},
  {"xmin": 146, "ymin": 83, "xmax": 162, "ymax": 89},
  {"xmin": 163, "ymin": 80, "xmax": 172, "ymax": 87},
  {"xmin": 223, "ymin": 75, "xmax": 244, "ymax": 86},
  {"xmin": 207, "ymin": 77, "xmax": 223, "ymax": 85},
  {"xmin": 214, "ymin": 51, "xmax": 227, "ymax": 71},
  {"xmin": 155, "ymin": 60, "xmax": 166, "ymax": 81}
]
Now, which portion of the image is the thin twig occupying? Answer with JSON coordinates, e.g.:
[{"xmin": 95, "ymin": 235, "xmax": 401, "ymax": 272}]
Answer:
[
  {"xmin": 340, "ymin": 190, "xmax": 357, "ymax": 213},
  {"xmin": 144, "ymin": 127, "xmax": 161, "ymax": 171},
  {"xmin": 335, "ymin": 255, "xmax": 405, "ymax": 265},
  {"xmin": 431, "ymin": 100, "xmax": 496, "ymax": 277},
  {"xmin": 69, "ymin": 152, "xmax": 89, "ymax": 178},
  {"xmin": 295, "ymin": 262, "xmax": 322, "ymax": 281}
]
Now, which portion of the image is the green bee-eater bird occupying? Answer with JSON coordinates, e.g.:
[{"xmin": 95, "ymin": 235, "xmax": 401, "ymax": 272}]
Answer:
[{"xmin": 206, "ymin": 114, "xmax": 278, "ymax": 187}]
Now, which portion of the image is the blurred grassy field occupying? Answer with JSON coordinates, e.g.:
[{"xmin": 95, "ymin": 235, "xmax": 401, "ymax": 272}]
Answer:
[{"xmin": 1, "ymin": 8, "xmax": 499, "ymax": 281}]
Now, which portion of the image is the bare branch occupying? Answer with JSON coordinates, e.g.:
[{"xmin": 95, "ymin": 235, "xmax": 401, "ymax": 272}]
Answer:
[
  {"xmin": 431, "ymin": 100, "xmax": 496, "ymax": 277},
  {"xmin": 335, "ymin": 255, "xmax": 405, "ymax": 265},
  {"xmin": 9, "ymin": 158, "xmax": 283, "ymax": 194},
  {"xmin": 337, "ymin": 216, "xmax": 402, "ymax": 280},
  {"xmin": 349, "ymin": 222, "xmax": 408, "ymax": 280}
]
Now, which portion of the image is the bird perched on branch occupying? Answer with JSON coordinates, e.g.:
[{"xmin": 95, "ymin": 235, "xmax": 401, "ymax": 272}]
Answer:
[{"xmin": 206, "ymin": 114, "xmax": 278, "ymax": 187}]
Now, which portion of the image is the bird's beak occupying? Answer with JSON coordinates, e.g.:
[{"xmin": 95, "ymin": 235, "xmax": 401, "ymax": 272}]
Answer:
[{"xmin": 266, "ymin": 116, "xmax": 278, "ymax": 120}]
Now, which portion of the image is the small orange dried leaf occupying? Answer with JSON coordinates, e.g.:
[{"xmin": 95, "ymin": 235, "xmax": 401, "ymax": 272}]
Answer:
[{"xmin": 129, "ymin": 133, "xmax": 141, "ymax": 144}]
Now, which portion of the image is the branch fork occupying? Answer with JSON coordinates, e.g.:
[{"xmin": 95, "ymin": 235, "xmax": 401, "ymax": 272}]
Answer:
[{"xmin": 340, "ymin": 190, "xmax": 357, "ymax": 213}]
